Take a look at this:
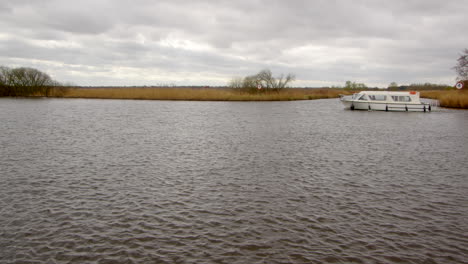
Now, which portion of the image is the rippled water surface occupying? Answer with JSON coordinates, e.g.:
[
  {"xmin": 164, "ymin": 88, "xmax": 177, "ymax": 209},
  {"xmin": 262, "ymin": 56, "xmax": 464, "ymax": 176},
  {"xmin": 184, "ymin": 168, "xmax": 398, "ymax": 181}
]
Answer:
[{"xmin": 1, "ymin": 98, "xmax": 467, "ymax": 264}]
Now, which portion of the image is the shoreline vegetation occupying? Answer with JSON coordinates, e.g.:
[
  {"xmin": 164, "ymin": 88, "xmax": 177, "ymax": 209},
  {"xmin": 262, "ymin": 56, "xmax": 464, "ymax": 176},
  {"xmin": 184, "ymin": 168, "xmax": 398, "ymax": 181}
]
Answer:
[
  {"xmin": 1, "ymin": 86, "xmax": 467, "ymax": 108},
  {"xmin": 12, "ymin": 87, "xmax": 468, "ymax": 108},
  {"xmin": 1, "ymin": 65, "xmax": 467, "ymax": 108},
  {"xmin": 420, "ymin": 90, "xmax": 468, "ymax": 109},
  {"xmin": 53, "ymin": 87, "xmax": 352, "ymax": 101}
]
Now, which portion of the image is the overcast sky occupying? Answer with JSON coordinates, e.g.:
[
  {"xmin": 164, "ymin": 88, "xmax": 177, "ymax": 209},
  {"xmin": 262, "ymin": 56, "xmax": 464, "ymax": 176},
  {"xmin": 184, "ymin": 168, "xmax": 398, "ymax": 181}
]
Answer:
[{"xmin": 1, "ymin": 0, "xmax": 467, "ymax": 87}]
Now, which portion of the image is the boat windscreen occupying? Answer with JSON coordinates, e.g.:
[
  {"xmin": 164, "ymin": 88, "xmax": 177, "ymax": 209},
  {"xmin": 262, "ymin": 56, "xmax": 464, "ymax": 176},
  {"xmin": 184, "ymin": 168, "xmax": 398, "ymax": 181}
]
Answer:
[{"xmin": 358, "ymin": 94, "xmax": 368, "ymax": 100}]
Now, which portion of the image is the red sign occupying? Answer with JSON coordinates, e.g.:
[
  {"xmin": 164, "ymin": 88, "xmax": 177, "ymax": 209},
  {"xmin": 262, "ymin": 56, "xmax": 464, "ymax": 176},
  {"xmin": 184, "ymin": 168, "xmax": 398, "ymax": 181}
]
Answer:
[{"xmin": 455, "ymin": 81, "xmax": 464, "ymax": 89}]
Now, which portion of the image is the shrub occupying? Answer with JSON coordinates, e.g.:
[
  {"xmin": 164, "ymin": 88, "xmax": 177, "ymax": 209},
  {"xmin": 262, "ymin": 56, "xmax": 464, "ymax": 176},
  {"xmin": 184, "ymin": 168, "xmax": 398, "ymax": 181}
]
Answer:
[{"xmin": 0, "ymin": 66, "xmax": 61, "ymax": 97}]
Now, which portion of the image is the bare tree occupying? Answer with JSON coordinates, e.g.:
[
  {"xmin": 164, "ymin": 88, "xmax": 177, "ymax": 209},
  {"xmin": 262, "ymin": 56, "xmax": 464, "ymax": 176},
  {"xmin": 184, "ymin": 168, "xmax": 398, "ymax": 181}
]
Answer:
[
  {"xmin": 0, "ymin": 66, "xmax": 8, "ymax": 84},
  {"xmin": 0, "ymin": 66, "xmax": 15, "ymax": 96},
  {"xmin": 8, "ymin": 67, "xmax": 53, "ymax": 96},
  {"xmin": 277, "ymin": 73, "xmax": 296, "ymax": 89},
  {"xmin": 228, "ymin": 77, "xmax": 244, "ymax": 90},
  {"xmin": 243, "ymin": 75, "xmax": 259, "ymax": 90},
  {"xmin": 228, "ymin": 69, "xmax": 296, "ymax": 93},
  {"xmin": 454, "ymin": 48, "xmax": 468, "ymax": 81},
  {"xmin": 10, "ymin": 67, "xmax": 52, "ymax": 86},
  {"xmin": 0, "ymin": 66, "xmax": 59, "ymax": 97},
  {"xmin": 256, "ymin": 69, "xmax": 295, "ymax": 91}
]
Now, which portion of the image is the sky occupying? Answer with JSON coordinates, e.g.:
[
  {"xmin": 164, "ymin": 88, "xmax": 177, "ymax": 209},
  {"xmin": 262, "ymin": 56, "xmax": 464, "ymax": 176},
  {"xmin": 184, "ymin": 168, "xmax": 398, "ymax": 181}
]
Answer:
[{"xmin": 0, "ymin": 0, "xmax": 467, "ymax": 87}]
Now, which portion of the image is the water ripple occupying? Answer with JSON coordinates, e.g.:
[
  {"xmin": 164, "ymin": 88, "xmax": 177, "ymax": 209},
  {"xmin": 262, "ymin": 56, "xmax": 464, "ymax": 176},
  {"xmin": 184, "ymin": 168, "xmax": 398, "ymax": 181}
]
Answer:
[{"xmin": 0, "ymin": 98, "xmax": 467, "ymax": 263}]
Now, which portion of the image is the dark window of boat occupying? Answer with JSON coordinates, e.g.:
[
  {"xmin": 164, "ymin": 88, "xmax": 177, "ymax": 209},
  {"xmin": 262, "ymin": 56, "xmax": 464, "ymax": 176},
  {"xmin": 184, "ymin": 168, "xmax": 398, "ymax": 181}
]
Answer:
[
  {"xmin": 369, "ymin": 95, "xmax": 387, "ymax": 101},
  {"xmin": 401, "ymin": 96, "xmax": 411, "ymax": 102},
  {"xmin": 391, "ymin": 96, "xmax": 411, "ymax": 102}
]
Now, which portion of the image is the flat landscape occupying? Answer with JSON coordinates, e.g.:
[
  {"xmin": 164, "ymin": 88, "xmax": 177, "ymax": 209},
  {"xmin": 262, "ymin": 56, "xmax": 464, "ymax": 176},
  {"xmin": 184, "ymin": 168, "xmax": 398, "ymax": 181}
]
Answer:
[
  {"xmin": 58, "ymin": 87, "xmax": 350, "ymax": 101},
  {"xmin": 44, "ymin": 86, "xmax": 468, "ymax": 109}
]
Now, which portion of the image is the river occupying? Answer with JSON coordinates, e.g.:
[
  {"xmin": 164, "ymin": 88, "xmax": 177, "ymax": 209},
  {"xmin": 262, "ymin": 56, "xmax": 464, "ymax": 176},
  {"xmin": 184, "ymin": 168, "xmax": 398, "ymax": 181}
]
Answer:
[{"xmin": 0, "ymin": 98, "xmax": 467, "ymax": 263}]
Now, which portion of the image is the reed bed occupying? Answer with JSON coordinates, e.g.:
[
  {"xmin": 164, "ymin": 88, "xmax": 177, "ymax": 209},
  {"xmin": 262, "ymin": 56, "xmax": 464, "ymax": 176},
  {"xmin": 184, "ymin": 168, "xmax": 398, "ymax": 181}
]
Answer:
[
  {"xmin": 420, "ymin": 90, "xmax": 468, "ymax": 109},
  {"xmin": 59, "ymin": 87, "xmax": 349, "ymax": 101},
  {"xmin": 20, "ymin": 87, "xmax": 468, "ymax": 109}
]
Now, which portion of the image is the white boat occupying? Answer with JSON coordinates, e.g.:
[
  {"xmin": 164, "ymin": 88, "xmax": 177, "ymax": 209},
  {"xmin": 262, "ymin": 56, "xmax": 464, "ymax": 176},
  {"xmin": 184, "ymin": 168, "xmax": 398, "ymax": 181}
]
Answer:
[{"xmin": 340, "ymin": 91, "xmax": 431, "ymax": 112}]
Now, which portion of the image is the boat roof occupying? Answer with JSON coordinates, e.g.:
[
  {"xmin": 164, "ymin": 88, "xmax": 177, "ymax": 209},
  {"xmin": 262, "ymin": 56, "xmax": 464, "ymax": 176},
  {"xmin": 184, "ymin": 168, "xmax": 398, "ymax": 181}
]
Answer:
[{"xmin": 356, "ymin": 91, "xmax": 418, "ymax": 95}]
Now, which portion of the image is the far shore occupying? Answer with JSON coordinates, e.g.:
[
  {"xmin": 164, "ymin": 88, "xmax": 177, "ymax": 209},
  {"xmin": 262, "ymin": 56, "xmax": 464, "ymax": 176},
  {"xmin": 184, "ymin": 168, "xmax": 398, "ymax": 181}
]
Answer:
[
  {"xmin": 2, "ymin": 87, "xmax": 467, "ymax": 109},
  {"xmin": 56, "ymin": 87, "xmax": 468, "ymax": 108},
  {"xmin": 50, "ymin": 87, "xmax": 351, "ymax": 101}
]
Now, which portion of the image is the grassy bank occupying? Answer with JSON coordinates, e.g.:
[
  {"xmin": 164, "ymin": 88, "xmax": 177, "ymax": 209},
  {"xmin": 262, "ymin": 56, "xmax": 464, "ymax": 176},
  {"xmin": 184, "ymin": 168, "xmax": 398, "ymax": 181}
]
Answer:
[
  {"xmin": 55, "ymin": 87, "xmax": 349, "ymax": 101},
  {"xmin": 420, "ymin": 90, "xmax": 468, "ymax": 109},
  {"xmin": 13, "ymin": 87, "xmax": 468, "ymax": 109}
]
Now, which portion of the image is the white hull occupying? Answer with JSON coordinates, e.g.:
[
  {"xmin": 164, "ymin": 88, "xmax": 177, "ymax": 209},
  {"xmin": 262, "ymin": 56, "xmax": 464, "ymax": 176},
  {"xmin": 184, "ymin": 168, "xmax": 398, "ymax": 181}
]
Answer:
[
  {"xmin": 340, "ymin": 91, "xmax": 431, "ymax": 112},
  {"xmin": 341, "ymin": 100, "xmax": 430, "ymax": 112}
]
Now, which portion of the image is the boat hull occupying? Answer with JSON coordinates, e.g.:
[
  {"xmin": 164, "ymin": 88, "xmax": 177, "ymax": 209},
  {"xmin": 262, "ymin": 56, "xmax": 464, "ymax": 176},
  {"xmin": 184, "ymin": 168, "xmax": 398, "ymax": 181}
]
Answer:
[{"xmin": 341, "ymin": 100, "xmax": 430, "ymax": 112}]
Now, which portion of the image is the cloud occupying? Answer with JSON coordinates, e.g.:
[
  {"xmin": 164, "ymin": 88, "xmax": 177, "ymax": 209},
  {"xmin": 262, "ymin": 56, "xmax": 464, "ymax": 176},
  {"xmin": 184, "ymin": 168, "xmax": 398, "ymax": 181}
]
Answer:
[{"xmin": 0, "ymin": 0, "xmax": 467, "ymax": 86}]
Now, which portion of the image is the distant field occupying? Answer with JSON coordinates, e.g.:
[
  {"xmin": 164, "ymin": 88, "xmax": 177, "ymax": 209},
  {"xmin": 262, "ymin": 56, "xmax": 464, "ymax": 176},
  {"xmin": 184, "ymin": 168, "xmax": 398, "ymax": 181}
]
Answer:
[
  {"xmin": 53, "ymin": 87, "xmax": 350, "ymax": 101},
  {"xmin": 420, "ymin": 90, "xmax": 468, "ymax": 109}
]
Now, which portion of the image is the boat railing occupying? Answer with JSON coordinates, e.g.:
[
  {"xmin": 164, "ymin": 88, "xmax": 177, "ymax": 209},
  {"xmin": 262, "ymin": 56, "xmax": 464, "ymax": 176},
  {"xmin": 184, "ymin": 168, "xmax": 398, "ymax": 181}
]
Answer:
[
  {"xmin": 385, "ymin": 103, "xmax": 431, "ymax": 112},
  {"xmin": 421, "ymin": 98, "xmax": 440, "ymax": 107}
]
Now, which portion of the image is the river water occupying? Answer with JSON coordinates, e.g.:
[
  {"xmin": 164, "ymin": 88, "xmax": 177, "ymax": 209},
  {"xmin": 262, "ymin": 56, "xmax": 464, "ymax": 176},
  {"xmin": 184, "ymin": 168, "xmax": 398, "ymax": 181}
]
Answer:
[{"xmin": 0, "ymin": 98, "xmax": 467, "ymax": 264}]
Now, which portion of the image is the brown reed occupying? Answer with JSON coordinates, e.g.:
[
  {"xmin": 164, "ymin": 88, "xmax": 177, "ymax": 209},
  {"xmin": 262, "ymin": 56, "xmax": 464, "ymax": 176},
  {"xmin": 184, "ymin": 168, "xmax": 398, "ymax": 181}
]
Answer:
[
  {"xmin": 420, "ymin": 90, "xmax": 468, "ymax": 109},
  {"xmin": 56, "ymin": 87, "xmax": 349, "ymax": 101}
]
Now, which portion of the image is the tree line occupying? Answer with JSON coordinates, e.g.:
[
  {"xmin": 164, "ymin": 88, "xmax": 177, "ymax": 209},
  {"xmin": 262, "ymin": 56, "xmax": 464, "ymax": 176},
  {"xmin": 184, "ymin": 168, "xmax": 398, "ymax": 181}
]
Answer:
[
  {"xmin": 387, "ymin": 83, "xmax": 453, "ymax": 91},
  {"xmin": 229, "ymin": 49, "xmax": 466, "ymax": 92},
  {"xmin": 0, "ymin": 66, "xmax": 65, "ymax": 97}
]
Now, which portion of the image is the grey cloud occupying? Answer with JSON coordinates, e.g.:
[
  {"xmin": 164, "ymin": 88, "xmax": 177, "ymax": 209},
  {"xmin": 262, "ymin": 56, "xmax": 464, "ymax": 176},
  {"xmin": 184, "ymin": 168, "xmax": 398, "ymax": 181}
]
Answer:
[
  {"xmin": 43, "ymin": 13, "xmax": 112, "ymax": 35},
  {"xmin": 0, "ymin": 0, "xmax": 467, "ymax": 86},
  {"xmin": 0, "ymin": 2, "xmax": 12, "ymax": 14}
]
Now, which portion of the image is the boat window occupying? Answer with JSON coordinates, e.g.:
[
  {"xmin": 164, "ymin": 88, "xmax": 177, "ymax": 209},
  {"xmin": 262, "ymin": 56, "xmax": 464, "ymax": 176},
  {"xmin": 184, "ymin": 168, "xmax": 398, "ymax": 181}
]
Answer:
[
  {"xmin": 358, "ymin": 94, "xmax": 368, "ymax": 101},
  {"xmin": 400, "ymin": 96, "xmax": 411, "ymax": 102},
  {"xmin": 391, "ymin": 96, "xmax": 411, "ymax": 102},
  {"xmin": 368, "ymin": 95, "xmax": 387, "ymax": 101}
]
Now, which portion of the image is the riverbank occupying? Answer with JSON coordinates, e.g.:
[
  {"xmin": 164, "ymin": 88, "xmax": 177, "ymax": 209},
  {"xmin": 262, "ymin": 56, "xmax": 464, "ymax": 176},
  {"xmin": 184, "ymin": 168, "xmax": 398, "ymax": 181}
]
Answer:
[
  {"xmin": 53, "ymin": 87, "xmax": 349, "ymax": 101},
  {"xmin": 4, "ymin": 87, "xmax": 467, "ymax": 108},
  {"xmin": 420, "ymin": 90, "xmax": 468, "ymax": 109}
]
